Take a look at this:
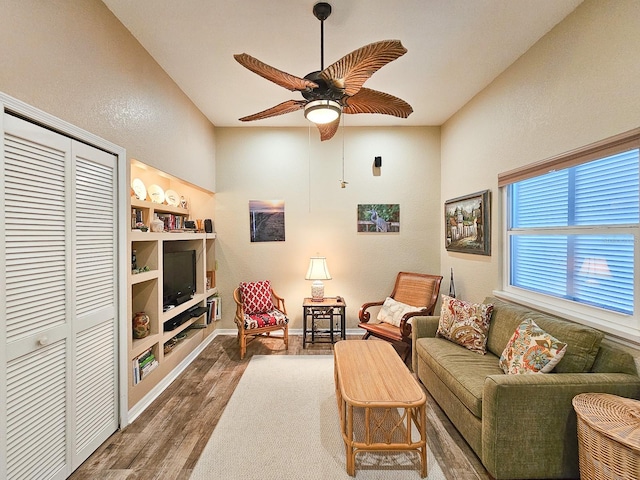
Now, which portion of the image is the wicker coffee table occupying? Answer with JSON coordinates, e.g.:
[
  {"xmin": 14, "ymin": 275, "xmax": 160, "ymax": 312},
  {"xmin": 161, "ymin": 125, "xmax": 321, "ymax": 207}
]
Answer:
[{"xmin": 333, "ymin": 340, "xmax": 427, "ymax": 477}]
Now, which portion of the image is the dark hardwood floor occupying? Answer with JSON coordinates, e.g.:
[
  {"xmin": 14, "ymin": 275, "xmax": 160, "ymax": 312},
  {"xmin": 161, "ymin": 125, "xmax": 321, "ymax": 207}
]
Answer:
[{"xmin": 69, "ymin": 334, "xmax": 492, "ymax": 479}]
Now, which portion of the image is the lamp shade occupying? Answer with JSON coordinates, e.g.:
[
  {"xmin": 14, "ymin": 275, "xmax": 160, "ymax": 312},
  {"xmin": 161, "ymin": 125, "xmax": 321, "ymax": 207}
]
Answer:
[
  {"xmin": 304, "ymin": 100, "xmax": 341, "ymax": 124},
  {"xmin": 305, "ymin": 257, "xmax": 332, "ymax": 280}
]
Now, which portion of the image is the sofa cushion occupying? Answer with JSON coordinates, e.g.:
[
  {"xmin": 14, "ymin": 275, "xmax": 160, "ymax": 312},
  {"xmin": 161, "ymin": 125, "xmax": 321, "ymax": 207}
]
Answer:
[
  {"xmin": 499, "ymin": 319, "xmax": 567, "ymax": 374},
  {"xmin": 591, "ymin": 340, "xmax": 639, "ymax": 375},
  {"xmin": 377, "ymin": 296, "xmax": 422, "ymax": 327},
  {"xmin": 436, "ymin": 295, "xmax": 494, "ymax": 354},
  {"xmin": 415, "ymin": 337, "xmax": 503, "ymax": 418},
  {"xmin": 484, "ymin": 297, "xmax": 604, "ymax": 373},
  {"xmin": 240, "ymin": 280, "xmax": 274, "ymax": 314}
]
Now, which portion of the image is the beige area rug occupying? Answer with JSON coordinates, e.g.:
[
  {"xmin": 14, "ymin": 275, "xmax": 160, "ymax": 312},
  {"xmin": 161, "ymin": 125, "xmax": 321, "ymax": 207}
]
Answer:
[{"xmin": 190, "ymin": 355, "xmax": 445, "ymax": 480}]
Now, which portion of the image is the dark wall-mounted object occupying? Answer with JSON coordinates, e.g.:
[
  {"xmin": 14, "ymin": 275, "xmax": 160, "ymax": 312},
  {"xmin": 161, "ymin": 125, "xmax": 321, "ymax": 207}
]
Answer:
[{"xmin": 374, "ymin": 156, "xmax": 382, "ymax": 168}]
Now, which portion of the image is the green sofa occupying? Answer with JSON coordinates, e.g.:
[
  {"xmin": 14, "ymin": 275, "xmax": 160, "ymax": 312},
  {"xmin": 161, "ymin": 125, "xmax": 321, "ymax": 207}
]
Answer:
[{"xmin": 412, "ymin": 296, "xmax": 640, "ymax": 479}]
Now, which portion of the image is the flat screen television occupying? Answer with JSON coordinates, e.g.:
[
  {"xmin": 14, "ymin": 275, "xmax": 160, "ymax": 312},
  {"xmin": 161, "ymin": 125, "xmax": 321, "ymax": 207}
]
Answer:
[{"xmin": 163, "ymin": 249, "xmax": 196, "ymax": 309}]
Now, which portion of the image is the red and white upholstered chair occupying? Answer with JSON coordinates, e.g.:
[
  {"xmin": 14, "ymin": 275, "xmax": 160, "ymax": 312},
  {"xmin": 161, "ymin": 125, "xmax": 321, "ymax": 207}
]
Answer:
[{"xmin": 233, "ymin": 280, "xmax": 289, "ymax": 359}]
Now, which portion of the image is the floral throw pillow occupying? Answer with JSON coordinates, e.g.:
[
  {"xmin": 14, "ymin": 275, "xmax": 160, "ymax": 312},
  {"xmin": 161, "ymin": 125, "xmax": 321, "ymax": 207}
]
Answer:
[
  {"xmin": 499, "ymin": 319, "xmax": 567, "ymax": 374},
  {"xmin": 376, "ymin": 297, "xmax": 423, "ymax": 327},
  {"xmin": 436, "ymin": 295, "xmax": 494, "ymax": 354},
  {"xmin": 240, "ymin": 280, "xmax": 275, "ymax": 315}
]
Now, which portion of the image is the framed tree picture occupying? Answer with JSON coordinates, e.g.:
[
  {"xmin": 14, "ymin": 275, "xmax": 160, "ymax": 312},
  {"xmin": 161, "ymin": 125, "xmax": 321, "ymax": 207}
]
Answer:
[{"xmin": 444, "ymin": 190, "xmax": 491, "ymax": 255}]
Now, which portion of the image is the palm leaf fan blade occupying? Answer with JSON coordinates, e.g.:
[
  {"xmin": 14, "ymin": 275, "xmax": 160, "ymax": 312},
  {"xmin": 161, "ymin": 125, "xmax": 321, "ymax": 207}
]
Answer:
[
  {"xmin": 239, "ymin": 100, "xmax": 307, "ymax": 122},
  {"xmin": 343, "ymin": 88, "xmax": 413, "ymax": 118},
  {"xmin": 234, "ymin": 53, "xmax": 318, "ymax": 92},
  {"xmin": 320, "ymin": 40, "xmax": 408, "ymax": 96},
  {"xmin": 316, "ymin": 118, "xmax": 341, "ymax": 141}
]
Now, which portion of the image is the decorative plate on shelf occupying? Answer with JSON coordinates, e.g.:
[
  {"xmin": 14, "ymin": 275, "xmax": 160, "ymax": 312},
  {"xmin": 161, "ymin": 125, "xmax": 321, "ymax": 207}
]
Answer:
[
  {"xmin": 165, "ymin": 189, "xmax": 180, "ymax": 207},
  {"xmin": 131, "ymin": 178, "xmax": 147, "ymax": 201},
  {"xmin": 148, "ymin": 184, "xmax": 165, "ymax": 204}
]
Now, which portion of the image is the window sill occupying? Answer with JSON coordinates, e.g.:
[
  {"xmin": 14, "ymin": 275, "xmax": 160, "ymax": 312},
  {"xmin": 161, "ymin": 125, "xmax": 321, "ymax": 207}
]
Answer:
[{"xmin": 492, "ymin": 288, "xmax": 640, "ymax": 348}]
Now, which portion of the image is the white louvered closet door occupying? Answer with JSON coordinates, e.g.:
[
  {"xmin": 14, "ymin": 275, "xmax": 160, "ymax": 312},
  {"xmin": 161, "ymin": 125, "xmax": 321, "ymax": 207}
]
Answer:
[{"xmin": 1, "ymin": 114, "xmax": 118, "ymax": 480}]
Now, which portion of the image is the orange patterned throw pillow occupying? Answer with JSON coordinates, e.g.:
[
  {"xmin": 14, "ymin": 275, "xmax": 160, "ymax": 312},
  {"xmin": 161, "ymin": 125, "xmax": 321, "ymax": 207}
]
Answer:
[
  {"xmin": 240, "ymin": 280, "xmax": 275, "ymax": 315},
  {"xmin": 436, "ymin": 295, "xmax": 494, "ymax": 354},
  {"xmin": 499, "ymin": 319, "xmax": 567, "ymax": 374}
]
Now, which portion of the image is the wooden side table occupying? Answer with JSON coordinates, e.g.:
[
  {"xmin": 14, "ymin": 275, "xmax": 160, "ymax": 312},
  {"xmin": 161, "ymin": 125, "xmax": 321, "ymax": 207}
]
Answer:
[{"xmin": 302, "ymin": 297, "xmax": 346, "ymax": 348}]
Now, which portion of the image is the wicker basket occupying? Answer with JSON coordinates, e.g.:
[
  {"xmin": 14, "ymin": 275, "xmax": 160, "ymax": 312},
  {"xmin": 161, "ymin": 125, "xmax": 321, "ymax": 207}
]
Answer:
[{"xmin": 572, "ymin": 393, "xmax": 640, "ymax": 480}]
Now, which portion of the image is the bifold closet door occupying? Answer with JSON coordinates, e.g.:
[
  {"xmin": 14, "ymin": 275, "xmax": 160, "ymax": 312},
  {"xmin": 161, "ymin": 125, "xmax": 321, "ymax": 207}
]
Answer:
[{"xmin": 1, "ymin": 113, "xmax": 118, "ymax": 480}]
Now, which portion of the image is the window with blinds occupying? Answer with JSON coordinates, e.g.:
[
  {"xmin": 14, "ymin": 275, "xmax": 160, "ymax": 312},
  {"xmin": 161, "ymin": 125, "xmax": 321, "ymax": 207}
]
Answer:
[{"xmin": 507, "ymin": 147, "xmax": 638, "ymax": 316}]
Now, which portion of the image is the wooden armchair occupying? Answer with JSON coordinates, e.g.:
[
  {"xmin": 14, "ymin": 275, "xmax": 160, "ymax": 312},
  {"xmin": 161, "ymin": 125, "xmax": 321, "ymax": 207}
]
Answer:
[
  {"xmin": 358, "ymin": 272, "xmax": 442, "ymax": 361},
  {"xmin": 233, "ymin": 280, "xmax": 289, "ymax": 359}
]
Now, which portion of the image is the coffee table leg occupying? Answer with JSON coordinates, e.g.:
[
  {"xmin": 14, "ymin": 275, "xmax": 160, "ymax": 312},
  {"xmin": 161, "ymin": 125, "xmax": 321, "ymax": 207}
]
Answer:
[
  {"xmin": 420, "ymin": 404, "xmax": 427, "ymax": 477},
  {"xmin": 347, "ymin": 404, "xmax": 355, "ymax": 476}
]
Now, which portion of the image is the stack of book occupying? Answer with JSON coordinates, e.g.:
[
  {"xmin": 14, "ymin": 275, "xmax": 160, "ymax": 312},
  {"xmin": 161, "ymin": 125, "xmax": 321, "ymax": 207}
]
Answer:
[
  {"xmin": 132, "ymin": 348, "xmax": 159, "ymax": 385},
  {"xmin": 156, "ymin": 213, "xmax": 186, "ymax": 231}
]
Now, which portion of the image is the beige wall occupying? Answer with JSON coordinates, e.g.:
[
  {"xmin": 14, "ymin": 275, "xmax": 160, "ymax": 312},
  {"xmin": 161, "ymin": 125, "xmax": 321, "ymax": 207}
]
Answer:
[
  {"xmin": 215, "ymin": 126, "xmax": 441, "ymax": 329},
  {"xmin": 0, "ymin": 0, "xmax": 216, "ymax": 192},
  {"xmin": 3, "ymin": 0, "xmax": 638, "ymax": 330},
  {"xmin": 441, "ymin": 0, "xmax": 640, "ymax": 303}
]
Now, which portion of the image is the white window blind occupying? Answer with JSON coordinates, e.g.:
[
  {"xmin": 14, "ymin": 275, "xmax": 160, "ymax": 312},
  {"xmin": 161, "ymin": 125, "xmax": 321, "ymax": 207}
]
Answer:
[{"xmin": 507, "ymin": 148, "xmax": 638, "ymax": 315}]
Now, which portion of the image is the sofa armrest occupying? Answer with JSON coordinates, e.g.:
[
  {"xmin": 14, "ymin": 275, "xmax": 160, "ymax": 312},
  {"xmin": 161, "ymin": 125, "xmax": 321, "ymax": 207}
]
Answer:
[
  {"xmin": 411, "ymin": 315, "xmax": 439, "ymax": 339},
  {"xmin": 482, "ymin": 372, "xmax": 640, "ymax": 479},
  {"xmin": 411, "ymin": 316, "xmax": 439, "ymax": 372}
]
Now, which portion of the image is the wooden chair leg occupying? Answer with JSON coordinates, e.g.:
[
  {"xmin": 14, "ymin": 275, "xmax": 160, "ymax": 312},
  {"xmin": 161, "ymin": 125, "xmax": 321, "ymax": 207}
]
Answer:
[
  {"xmin": 240, "ymin": 333, "xmax": 247, "ymax": 359},
  {"xmin": 362, "ymin": 331, "xmax": 371, "ymax": 340}
]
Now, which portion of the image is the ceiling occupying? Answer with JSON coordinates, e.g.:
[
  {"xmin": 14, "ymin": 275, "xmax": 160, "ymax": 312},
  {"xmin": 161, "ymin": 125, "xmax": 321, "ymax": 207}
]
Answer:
[{"xmin": 102, "ymin": 0, "xmax": 583, "ymax": 128}]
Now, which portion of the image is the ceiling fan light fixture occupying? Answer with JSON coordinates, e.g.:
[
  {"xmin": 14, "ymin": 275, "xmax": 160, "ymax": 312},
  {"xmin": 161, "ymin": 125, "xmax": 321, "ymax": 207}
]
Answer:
[{"xmin": 304, "ymin": 99, "xmax": 341, "ymax": 124}]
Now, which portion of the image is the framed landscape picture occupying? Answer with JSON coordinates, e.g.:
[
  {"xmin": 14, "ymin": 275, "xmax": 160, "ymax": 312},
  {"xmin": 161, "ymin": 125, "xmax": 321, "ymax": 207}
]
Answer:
[
  {"xmin": 444, "ymin": 190, "xmax": 491, "ymax": 255},
  {"xmin": 249, "ymin": 200, "xmax": 285, "ymax": 242}
]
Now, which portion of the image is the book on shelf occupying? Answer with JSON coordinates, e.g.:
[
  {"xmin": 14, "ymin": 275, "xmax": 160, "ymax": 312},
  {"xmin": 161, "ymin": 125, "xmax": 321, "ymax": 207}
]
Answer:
[
  {"xmin": 131, "ymin": 208, "xmax": 144, "ymax": 229},
  {"xmin": 139, "ymin": 353, "xmax": 156, "ymax": 370},
  {"xmin": 140, "ymin": 358, "xmax": 159, "ymax": 378},
  {"xmin": 206, "ymin": 297, "xmax": 215, "ymax": 325},
  {"xmin": 133, "ymin": 347, "xmax": 157, "ymax": 385},
  {"xmin": 207, "ymin": 295, "xmax": 222, "ymax": 323},
  {"xmin": 133, "ymin": 359, "xmax": 140, "ymax": 385}
]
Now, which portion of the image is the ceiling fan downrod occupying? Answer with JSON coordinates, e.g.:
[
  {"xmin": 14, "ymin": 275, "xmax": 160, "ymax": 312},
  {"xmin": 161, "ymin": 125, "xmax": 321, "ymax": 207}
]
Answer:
[{"xmin": 313, "ymin": 2, "xmax": 332, "ymax": 71}]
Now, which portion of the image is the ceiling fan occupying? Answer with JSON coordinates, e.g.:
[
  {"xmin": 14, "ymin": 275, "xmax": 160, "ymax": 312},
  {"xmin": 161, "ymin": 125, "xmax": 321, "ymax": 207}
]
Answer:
[{"xmin": 234, "ymin": 2, "xmax": 413, "ymax": 141}]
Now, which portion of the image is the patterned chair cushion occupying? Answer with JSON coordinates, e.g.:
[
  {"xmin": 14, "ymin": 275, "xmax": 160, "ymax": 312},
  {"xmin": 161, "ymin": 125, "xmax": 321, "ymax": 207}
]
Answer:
[
  {"xmin": 243, "ymin": 309, "xmax": 289, "ymax": 330},
  {"xmin": 240, "ymin": 280, "xmax": 275, "ymax": 314}
]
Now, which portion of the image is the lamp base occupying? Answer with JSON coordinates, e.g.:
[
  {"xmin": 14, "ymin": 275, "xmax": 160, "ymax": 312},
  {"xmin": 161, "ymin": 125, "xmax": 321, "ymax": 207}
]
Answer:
[{"xmin": 311, "ymin": 281, "xmax": 325, "ymax": 302}]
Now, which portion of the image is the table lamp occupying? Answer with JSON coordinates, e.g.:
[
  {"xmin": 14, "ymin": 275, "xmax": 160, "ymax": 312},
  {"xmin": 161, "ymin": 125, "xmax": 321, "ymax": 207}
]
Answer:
[{"xmin": 305, "ymin": 256, "xmax": 332, "ymax": 301}]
